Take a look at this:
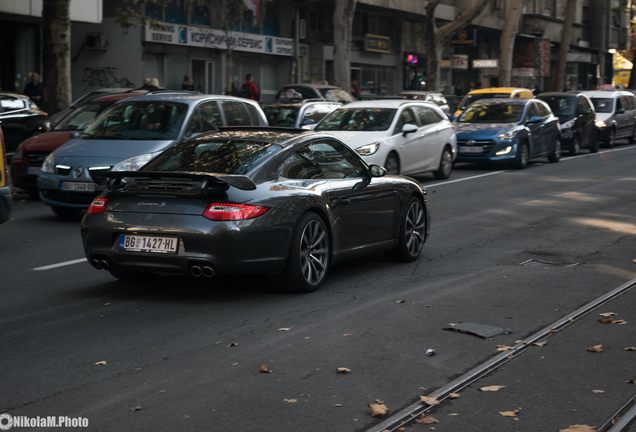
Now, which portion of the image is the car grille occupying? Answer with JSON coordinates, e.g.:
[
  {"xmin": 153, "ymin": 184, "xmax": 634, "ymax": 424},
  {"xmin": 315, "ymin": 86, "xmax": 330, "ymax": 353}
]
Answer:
[
  {"xmin": 41, "ymin": 190, "xmax": 96, "ymax": 205},
  {"xmin": 457, "ymin": 140, "xmax": 496, "ymax": 156},
  {"xmin": 26, "ymin": 152, "xmax": 49, "ymax": 166},
  {"xmin": 55, "ymin": 166, "xmax": 72, "ymax": 175}
]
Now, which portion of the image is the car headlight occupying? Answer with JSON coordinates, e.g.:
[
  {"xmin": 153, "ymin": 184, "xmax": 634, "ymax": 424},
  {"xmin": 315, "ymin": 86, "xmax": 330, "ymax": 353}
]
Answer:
[
  {"xmin": 595, "ymin": 120, "xmax": 607, "ymax": 128},
  {"xmin": 355, "ymin": 142, "xmax": 381, "ymax": 156},
  {"xmin": 495, "ymin": 146, "xmax": 513, "ymax": 156},
  {"xmin": 111, "ymin": 153, "xmax": 155, "ymax": 172},
  {"xmin": 41, "ymin": 153, "xmax": 56, "ymax": 173},
  {"xmin": 496, "ymin": 130, "xmax": 515, "ymax": 140}
]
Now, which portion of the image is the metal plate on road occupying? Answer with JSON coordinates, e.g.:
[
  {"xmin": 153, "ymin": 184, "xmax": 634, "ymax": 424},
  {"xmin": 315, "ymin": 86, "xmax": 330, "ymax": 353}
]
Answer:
[
  {"xmin": 118, "ymin": 235, "xmax": 178, "ymax": 254},
  {"xmin": 61, "ymin": 181, "xmax": 96, "ymax": 192},
  {"xmin": 459, "ymin": 146, "xmax": 483, "ymax": 154}
]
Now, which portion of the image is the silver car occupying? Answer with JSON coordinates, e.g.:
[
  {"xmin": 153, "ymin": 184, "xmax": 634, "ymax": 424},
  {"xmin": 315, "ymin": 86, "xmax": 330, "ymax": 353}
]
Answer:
[{"xmin": 38, "ymin": 94, "xmax": 267, "ymax": 217}]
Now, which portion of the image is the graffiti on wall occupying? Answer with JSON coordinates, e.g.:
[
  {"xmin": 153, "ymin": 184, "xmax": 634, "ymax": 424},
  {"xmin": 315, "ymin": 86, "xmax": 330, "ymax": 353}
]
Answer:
[{"xmin": 81, "ymin": 66, "xmax": 134, "ymax": 90}]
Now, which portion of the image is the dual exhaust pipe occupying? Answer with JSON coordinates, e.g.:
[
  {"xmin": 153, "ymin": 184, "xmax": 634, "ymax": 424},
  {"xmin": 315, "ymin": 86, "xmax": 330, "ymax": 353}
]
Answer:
[
  {"xmin": 91, "ymin": 258, "xmax": 111, "ymax": 271},
  {"xmin": 190, "ymin": 264, "xmax": 215, "ymax": 278}
]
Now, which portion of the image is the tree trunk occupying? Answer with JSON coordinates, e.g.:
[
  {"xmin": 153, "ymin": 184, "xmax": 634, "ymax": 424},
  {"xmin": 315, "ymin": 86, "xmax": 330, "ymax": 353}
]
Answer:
[
  {"xmin": 332, "ymin": 0, "xmax": 356, "ymax": 92},
  {"xmin": 498, "ymin": 0, "xmax": 524, "ymax": 87},
  {"xmin": 42, "ymin": 0, "xmax": 71, "ymax": 113},
  {"xmin": 554, "ymin": 0, "xmax": 576, "ymax": 91}
]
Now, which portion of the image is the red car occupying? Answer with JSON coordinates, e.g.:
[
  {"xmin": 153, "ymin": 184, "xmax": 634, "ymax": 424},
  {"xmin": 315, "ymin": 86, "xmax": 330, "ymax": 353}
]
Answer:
[{"xmin": 11, "ymin": 91, "xmax": 148, "ymax": 197}]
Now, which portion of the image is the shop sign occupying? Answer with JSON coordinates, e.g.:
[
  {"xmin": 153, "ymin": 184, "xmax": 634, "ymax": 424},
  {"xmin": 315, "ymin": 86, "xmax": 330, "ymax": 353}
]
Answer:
[
  {"xmin": 364, "ymin": 34, "xmax": 392, "ymax": 53},
  {"xmin": 473, "ymin": 59, "xmax": 498, "ymax": 69},
  {"xmin": 566, "ymin": 52, "xmax": 592, "ymax": 63},
  {"xmin": 512, "ymin": 68, "xmax": 535, "ymax": 77},
  {"xmin": 538, "ymin": 39, "xmax": 550, "ymax": 77},
  {"xmin": 451, "ymin": 54, "xmax": 469, "ymax": 70},
  {"xmin": 144, "ymin": 22, "xmax": 295, "ymax": 56},
  {"xmin": 451, "ymin": 29, "xmax": 477, "ymax": 46}
]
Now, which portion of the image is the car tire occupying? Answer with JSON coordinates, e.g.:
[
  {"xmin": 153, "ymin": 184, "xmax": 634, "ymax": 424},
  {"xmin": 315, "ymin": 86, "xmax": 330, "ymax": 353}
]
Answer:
[
  {"xmin": 548, "ymin": 137, "xmax": 561, "ymax": 163},
  {"xmin": 272, "ymin": 212, "xmax": 330, "ymax": 293},
  {"xmin": 433, "ymin": 147, "xmax": 453, "ymax": 179},
  {"xmin": 384, "ymin": 152, "xmax": 400, "ymax": 175},
  {"xmin": 389, "ymin": 196, "xmax": 427, "ymax": 262},
  {"xmin": 51, "ymin": 206, "xmax": 82, "ymax": 219},
  {"xmin": 570, "ymin": 135, "xmax": 581, "ymax": 156},
  {"xmin": 514, "ymin": 142, "xmax": 529, "ymax": 169}
]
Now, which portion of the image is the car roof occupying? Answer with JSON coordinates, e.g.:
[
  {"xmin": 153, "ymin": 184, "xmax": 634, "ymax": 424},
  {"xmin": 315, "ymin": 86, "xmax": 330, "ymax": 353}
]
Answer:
[
  {"xmin": 579, "ymin": 90, "xmax": 634, "ymax": 98},
  {"xmin": 469, "ymin": 97, "xmax": 530, "ymax": 105},
  {"xmin": 332, "ymin": 99, "xmax": 438, "ymax": 108},
  {"xmin": 92, "ymin": 91, "xmax": 149, "ymax": 103},
  {"xmin": 110, "ymin": 94, "xmax": 258, "ymax": 105},
  {"xmin": 537, "ymin": 92, "xmax": 576, "ymax": 98},
  {"xmin": 196, "ymin": 127, "xmax": 316, "ymax": 146},
  {"xmin": 468, "ymin": 87, "xmax": 532, "ymax": 95},
  {"xmin": 282, "ymin": 83, "xmax": 341, "ymax": 90}
]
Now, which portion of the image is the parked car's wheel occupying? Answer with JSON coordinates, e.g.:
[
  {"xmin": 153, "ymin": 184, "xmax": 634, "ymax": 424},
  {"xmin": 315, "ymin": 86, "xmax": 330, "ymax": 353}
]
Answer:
[
  {"xmin": 605, "ymin": 128, "xmax": 616, "ymax": 147},
  {"xmin": 514, "ymin": 141, "xmax": 529, "ymax": 169},
  {"xmin": 51, "ymin": 206, "xmax": 81, "ymax": 219},
  {"xmin": 384, "ymin": 152, "xmax": 400, "ymax": 175},
  {"xmin": 433, "ymin": 147, "xmax": 453, "ymax": 179},
  {"xmin": 390, "ymin": 196, "xmax": 427, "ymax": 262},
  {"xmin": 273, "ymin": 212, "xmax": 330, "ymax": 293},
  {"xmin": 548, "ymin": 137, "xmax": 561, "ymax": 163},
  {"xmin": 570, "ymin": 135, "xmax": 581, "ymax": 155}
]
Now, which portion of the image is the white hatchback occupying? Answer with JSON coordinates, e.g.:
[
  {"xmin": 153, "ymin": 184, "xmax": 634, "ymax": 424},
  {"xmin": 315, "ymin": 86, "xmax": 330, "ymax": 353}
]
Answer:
[{"xmin": 314, "ymin": 100, "xmax": 457, "ymax": 178}]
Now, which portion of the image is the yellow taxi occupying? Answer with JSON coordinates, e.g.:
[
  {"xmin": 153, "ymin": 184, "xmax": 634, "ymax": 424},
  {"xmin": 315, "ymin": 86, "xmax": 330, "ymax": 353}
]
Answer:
[
  {"xmin": 454, "ymin": 87, "xmax": 534, "ymax": 119},
  {"xmin": 0, "ymin": 126, "xmax": 12, "ymax": 223}
]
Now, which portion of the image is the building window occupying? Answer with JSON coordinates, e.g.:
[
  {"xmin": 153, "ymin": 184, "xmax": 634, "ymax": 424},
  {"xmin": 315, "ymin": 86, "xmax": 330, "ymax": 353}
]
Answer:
[{"xmin": 543, "ymin": 0, "xmax": 555, "ymax": 16}]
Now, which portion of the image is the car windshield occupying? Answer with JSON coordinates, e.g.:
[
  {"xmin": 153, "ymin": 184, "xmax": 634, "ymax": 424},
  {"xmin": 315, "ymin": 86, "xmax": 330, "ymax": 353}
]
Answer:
[
  {"xmin": 82, "ymin": 102, "xmax": 188, "ymax": 140},
  {"xmin": 54, "ymin": 102, "xmax": 108, "ymax": 131},
  {"xmin": 457, "ymin": 103, "xmax": 525, "ymax": 123},
  {"xmin": 315, "ymin": 108, "xmax": 396, "ymax": 131},
  {"xmin": 460, "ymin": 93, "xmax": 510, "ymax": 110},
  {"xmin": 540, "ymin": 96, "xmax": 575, "ymax": 118},
  {"xmin": 142, "ymin": 139, "xmax": 282, "ymax": 175},
  {"xmin": 591, "ymin": 98, "xmax": 613, "ymax": 113},
  {"xmin": 263, "ymin": 106, "xmax": 299, "ymax": 127}
]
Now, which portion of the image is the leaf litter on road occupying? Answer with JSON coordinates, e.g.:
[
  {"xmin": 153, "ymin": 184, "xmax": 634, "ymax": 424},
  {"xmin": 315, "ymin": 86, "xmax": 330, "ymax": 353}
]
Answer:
[
  {"xmin": 259, "ymin": 364, "xmax": 272, "ymax": 373},
  {"xmin": 560, "ymin": 425, "xmax": 596, "ymax": 432},
  {"xmin": 336, "ymin": 367, "xmax": 351, "ymax": 374},
  {"xmin": 420, "ymin": 396, "xmax": 440, "ymax": 406},
  {"xmin": 94, "ymin": 360, "xmax": 108, "ymax": 366},
  {"xmin": 415, "ymin": 415, "xmax": 439, "ymax": 425},
  {"xmin": 479, "ymin": 385, "xmax": 506, "ymax": 392},
  {"xmin": 368, "ymin": 400, "xmax": 389, "ymax": 417},
  {"xmin": 587, "ymin": 344, "xmax": 604, "ymax": 353}
]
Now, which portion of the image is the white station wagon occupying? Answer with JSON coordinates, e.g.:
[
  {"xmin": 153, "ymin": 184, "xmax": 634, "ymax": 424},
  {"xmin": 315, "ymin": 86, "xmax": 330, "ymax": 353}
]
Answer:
[{"xmin": 313, "ymin": 100, "xmax": 457, "ymax": 178}]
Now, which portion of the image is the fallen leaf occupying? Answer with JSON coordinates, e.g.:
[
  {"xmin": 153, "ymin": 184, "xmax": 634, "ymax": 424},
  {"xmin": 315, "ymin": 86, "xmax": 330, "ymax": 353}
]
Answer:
[
  {"xmin": 104, "ymin": 302, "xmax": 111, "ymax": 306},
  {"xmin": 448, "ymin": 392, "xmax": 461, "ymax": 399},
  {"xmin": 448, "ymin": 413, "xmax": 459, "ymax": 416},
  {"xmin": 587, "ymin": 344, "xmax": 604, "ymax": 353},
  {"xmin": 336, "ymin": 367, "xmax": 351, "ymax": 374},
  {"xmin": 479, "ymin": 385, "xmax": 506, "ymax": 392},
  {"xmin": 499, "ymin": 410, "xmax": 519, "ymax": 417},
  {"xmin": 228, "ymin": 342, "xmax": 239, "ymax": 347},
  {"xmin": 259, "ymin": 364, "xmax": 272, "ymax": 373},
  {"xmin": 559, "ymin": 425, "xmax": 596, "ymax": 432},
  {"xmin": 534, "ymin": 340, "xmax": 548, "ymax": 347},
  {"xmin": 94, "ymin": 360, "xmax": 108, "ymax": 366},
  {"xmin": 496, "ymin": 345, "xmax": 513, "ymax": 352},
  {"xmin": 343, "ymin": 333, "xmax": 352, "ymax": 337},
  {"xmin": 592, "ymin": 389, "xmax": 604, "ymax": 394},
  {"xmin": 612, "ymin": 319, "xmax": 627, "ymax": 324},
  {"xmin": 231, "ymin": 362, "xmax": 239, "ymax": 366},
  {"xmin": 420, "ymin": 396, "xmax": 440, "ymax": 406},
  {"xmin": 284, "ymin": 398, "xmax": 298, "ymax": 404},
  {"xmin": 129, "ymin": 405, "xmax": 143, "ymax": 412},
  {"xmin": 598, "ymin": 312, "xmax": 616, "ymax": 318},
  {"xmin": 448, "ymin": 322, "xmax": 459, "ymax": 327},
  {"xmin": 368, "ymin": 400, "xmax": 389, "ymax": 417},
  {"xmin": 627, "ymin": 378, "xmax": 636, "ymax": 384},
  {"xmin": 598, "ymin": 316, "xmax": 627, "ymax": 325},
  {"xmin": 416, "ymin": 415, "xmax": 439, "ymax": 425},
  {"xmin": 335, "ymin": 403, "xmax": 343, "ymax": 407},
  {"xmin": 278, "ymin": 327, "xmax": 292, "ymax": 331},
  {"xmin": 624, "ymin": 346, "xmax": 636, "ymax": 351}
]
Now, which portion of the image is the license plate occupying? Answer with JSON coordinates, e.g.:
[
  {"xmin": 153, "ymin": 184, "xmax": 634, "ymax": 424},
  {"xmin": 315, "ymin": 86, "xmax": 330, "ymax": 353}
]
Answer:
[
  {"xmin": 459, "ymin": 146, "xmax": 483, "ymax": 154},
  {"xmin": 118, "ymin": 235, "xmax": 179, "ymax": 254},
  {"xmin": 61, "ymin": 181, "xmax": 96, "ymax": 192},
  {"xmin": 27, "ymin": 166, "xmax": 40, "ymax": 175}
]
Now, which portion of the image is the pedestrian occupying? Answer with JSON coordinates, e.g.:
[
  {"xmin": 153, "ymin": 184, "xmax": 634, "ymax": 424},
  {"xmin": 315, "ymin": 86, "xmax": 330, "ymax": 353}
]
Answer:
[
  {"xmin": 181, "ymin": 75, "xmax": 194, "ymax": 91},
  {"xmin": 138, "ymin": 77, "xmax": 161, "ymax": 91},
  {"xmin": 23, "ymin": 72, "xmax": 44, "ymax": 105},
  {"xmin": 240, "ymin": 74, "xmax": 260, "ymax": 101}
]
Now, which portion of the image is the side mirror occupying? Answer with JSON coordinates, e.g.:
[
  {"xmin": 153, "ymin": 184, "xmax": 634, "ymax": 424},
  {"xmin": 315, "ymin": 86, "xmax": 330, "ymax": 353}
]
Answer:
[
  {"xmin": 526, "ymin": 115, "xmax": 543, "ymax": 124},
  {"xmin": 402, "ymin": 123, "xmax": 418, "ymax": 136},
  {"xmin": 368, "ymin": 164, "xmax": 387, "ymax": 177}
]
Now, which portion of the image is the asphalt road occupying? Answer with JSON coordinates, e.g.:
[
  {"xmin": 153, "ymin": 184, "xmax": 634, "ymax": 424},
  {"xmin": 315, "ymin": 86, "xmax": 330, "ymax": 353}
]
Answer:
[{"xmin": 1, "ymin": 146, "xmax": 635, "ymax": 432}]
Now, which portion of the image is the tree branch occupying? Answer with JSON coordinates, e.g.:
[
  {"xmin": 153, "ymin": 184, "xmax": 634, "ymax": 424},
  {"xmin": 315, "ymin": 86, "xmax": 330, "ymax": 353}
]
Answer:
[{"xmin": 437, "ymin": 0, "xmax": 490, "ymax": 40}]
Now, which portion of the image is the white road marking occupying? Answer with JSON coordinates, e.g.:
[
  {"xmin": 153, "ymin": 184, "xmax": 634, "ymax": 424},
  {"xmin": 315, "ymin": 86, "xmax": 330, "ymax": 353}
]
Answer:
[
  {"xmin": 559, "ymin": 144, "xmax": 636, "ymax": 162},
  {"xmin": 33, "ymin": 258, "xmax": 87, "ymax": 271},
  {"xmin": 427, "ymin": 170, "xmax": 508, "ymax": 187}
]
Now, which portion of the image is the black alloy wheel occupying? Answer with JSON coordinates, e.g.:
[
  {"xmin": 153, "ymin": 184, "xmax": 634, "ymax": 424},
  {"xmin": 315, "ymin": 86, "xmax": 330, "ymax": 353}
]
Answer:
[
  {"xmin": 433, "ymin": 147, "xmax": 453, "ymax": 179},
  {"xmin": 548, "ymin": 137, "xmax": 561, "ymax": 163},
  {"xmin": 391, "ymin": 197, "xmax": 426, "ymax": 262},
  {"xmin": 514, "ymin": 142, "xmax": 529, "ymax": 169},
  {"xmin": 384, "ymin": 153, "xmax": 400, "ymax": 175},
  {"xmin": 274, "ymin": 212, "xmax": 330, "ymax": 293}
]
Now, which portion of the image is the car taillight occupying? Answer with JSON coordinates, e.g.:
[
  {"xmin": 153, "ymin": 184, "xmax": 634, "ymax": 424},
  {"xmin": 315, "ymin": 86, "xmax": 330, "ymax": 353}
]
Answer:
[
  {"xmin": 203, "ymin": 202, "xmax": 269, "ymax": 221},
  {"xmin": 87, "ymin": 197, "xmax": 109, "ymax": 215}
]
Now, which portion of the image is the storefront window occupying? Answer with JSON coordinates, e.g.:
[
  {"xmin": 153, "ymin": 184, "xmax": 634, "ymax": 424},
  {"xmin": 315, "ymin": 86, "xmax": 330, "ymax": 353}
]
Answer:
[
  {"xmin": 191, "ymin": 0, "xmax": 211, "ymax": 26},
  {"xmin": 165, "ymin": 0, "xmax": 188, "ymax": 24},
  {"xmin": 360, "ymin": 66, "xmax": 392, "ymax": 96}
]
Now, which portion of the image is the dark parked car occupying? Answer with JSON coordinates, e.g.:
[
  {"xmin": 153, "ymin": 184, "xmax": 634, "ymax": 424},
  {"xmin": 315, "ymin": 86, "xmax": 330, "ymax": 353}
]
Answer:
[
  {"xmin": 580, "ymin": 90, "xmax": 636, "ymax": 147},
  {"xmin": 275, "ymin": 84, "xmax": 355, "ymax": 104},
  {"xmin": 82, "ymin": 128, "xmax": 429, "ymax": 292},
  {"xmin": 538, "ymin": 92, "xmax": 598, "ymax": 154},
  {"xmin": 11, "ymin": 91, "xmax": 149, "ymax": 196},
  {"xmin": 0, "ymin": 92, "xmax": 49, "ymax": 154},
  {"xmin": 0, "ymin": 127, "xmax": 11, "ymax": 223},
  {"xmin": 261, "ymin": 98, "xmax": 341, "ymax": 128},
  {"xmin": 454, "ymin": 98, "xmax": 561, "ymax": 168}
]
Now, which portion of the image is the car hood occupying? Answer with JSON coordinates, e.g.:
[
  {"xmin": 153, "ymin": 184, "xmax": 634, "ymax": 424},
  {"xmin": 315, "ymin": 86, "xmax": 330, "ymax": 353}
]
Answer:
[
  {"xmin": 54, "ymin": 138, "xmax": 175, "ymax": 159},
  {"xmin": 455, "ymin": 123, "xmax": 518, "ymax": 139},
  {"xmin": 595, "ymin": 113, "xmax": 612, "ymax": 122},
  {"xmin": 315, "ymin": 130, "xmax": 388, "ymax": 148},
  {"xmin": 20, "ymin": 131, "xmax": 74, "ymax": 152}
]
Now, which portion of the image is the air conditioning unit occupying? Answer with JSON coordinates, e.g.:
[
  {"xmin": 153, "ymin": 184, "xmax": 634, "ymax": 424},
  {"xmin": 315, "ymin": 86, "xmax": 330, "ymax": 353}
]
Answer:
[{"xmin": 85, "ymin": 33, "xmax": 108, "ymax": 50}]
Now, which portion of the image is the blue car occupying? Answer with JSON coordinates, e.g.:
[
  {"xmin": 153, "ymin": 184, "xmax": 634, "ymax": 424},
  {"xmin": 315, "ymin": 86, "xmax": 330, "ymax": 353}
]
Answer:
[{"xmin": 454, "ymin": 98, "xmax": 561, "ymax": 169}]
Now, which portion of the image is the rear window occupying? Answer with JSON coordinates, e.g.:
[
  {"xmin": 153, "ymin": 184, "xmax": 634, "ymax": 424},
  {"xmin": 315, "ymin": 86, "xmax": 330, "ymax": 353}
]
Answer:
[
  {"xmin": 143, "ymin": 139, "xmax": 283, "ymax": 175},
  {"xmin": 539, "ymin": 96, "xmax": 575, "ymax": 117},
  {"xmin": 263, "ymin": 106, "xmax": 300, "ymax": 127},
  {"xmin": 0, "ymin": 96, "xmax": 27, "ymax": 113}
]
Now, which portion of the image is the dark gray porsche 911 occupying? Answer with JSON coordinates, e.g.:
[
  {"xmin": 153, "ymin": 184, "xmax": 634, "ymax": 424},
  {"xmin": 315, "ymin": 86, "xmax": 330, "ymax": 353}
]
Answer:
[{"xmin": 81, "ymin": 128, "xmax": 429, "ymax": 292}]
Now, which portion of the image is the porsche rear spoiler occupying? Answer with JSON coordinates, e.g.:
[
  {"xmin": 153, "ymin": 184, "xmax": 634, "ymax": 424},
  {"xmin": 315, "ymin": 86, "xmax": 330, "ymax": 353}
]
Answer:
[{"xmin": 93, "ymin": 171, "xmax": 257, "ymax": 191}]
